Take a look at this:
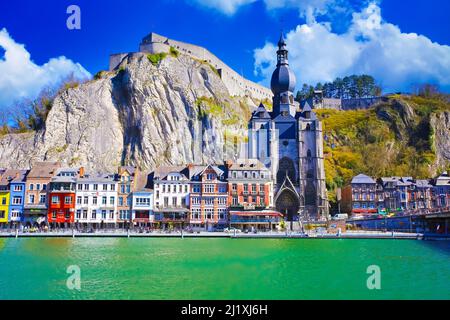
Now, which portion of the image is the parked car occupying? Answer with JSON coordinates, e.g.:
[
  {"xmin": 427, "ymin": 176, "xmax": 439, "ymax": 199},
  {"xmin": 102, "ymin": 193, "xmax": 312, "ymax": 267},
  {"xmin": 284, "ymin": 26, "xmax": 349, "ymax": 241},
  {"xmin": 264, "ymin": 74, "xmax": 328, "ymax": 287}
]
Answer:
[
  {"xmin": 332, "ymin": 214, "xmax": 348, "ymax": 220},
  {"xmin": 224, "ymin": 227, "xmax": 241, "ymax": 233}
]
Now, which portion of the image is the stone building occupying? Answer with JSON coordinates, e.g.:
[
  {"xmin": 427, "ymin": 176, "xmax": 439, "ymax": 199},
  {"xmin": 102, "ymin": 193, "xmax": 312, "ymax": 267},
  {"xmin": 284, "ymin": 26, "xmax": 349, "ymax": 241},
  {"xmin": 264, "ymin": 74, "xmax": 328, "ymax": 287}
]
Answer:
[
  {"xmin": 341, "ymin": 174, "xmax": 383, "ymax": 216},
  {"xmin": 227, "ymin": 159, "xmax": 280, "ymax": 231},
  {"xmin": 188, "ymin": 164, "xmax": 228, "ymax": 231},
  {"xmin": 247, "ymin": 33, "xmax": 329, "ymax": 226},
  {"xmin": 152, "ymin": 166, "xmax": 190, "ymax": 229},
  {"xmin": 432, "ymin": 171, "xmax": 450, "ymax": 209},
  {"xmin": 116, "ymin": 166, "xmax": 138, "ymax": 227}
]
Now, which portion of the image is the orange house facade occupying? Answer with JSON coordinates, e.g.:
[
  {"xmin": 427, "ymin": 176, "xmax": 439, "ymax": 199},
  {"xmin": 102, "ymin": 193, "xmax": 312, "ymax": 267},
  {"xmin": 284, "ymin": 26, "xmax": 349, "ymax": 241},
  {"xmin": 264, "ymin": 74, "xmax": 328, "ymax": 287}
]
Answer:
[{"xmin": 47, "ymin": 168, "xmax": 80, "ymax": 227}]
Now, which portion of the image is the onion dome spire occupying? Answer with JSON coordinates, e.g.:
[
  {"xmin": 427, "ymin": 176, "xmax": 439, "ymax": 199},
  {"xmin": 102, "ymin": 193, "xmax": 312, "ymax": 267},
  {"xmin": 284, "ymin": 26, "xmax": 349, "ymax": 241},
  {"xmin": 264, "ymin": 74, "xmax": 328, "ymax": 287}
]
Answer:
[{"xmin": 276, "ymin": 31, "xmax": 289, "ymax": 67}]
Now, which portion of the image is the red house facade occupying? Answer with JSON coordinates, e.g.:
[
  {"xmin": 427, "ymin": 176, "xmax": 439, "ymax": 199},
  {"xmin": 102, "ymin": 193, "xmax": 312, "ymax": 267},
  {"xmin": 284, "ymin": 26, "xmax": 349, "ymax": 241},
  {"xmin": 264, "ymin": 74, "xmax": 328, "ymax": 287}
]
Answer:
[{"xmin": 47, "ymin": 167, "xmax": 80, "ymax": 227}]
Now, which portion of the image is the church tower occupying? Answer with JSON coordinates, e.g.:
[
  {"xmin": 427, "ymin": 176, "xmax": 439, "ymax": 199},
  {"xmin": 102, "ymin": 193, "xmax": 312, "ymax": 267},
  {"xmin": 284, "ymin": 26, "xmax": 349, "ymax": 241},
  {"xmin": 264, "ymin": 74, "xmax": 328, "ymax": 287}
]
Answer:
[{"xmin": 248, "ymin": 32, "xmax": 329, "ymax": 225}]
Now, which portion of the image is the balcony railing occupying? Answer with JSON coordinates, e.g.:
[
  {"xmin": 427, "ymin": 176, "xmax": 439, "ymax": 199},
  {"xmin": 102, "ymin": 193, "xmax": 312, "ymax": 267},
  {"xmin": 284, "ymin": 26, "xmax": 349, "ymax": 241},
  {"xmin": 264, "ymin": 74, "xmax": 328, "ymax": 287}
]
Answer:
[
  {"xmin": 155, "ymin": 205, "xmax": 188, "ymax": 209},
  {"xmin": 230, "ymin": 218, "xmax": 280, "ymax": 223}
]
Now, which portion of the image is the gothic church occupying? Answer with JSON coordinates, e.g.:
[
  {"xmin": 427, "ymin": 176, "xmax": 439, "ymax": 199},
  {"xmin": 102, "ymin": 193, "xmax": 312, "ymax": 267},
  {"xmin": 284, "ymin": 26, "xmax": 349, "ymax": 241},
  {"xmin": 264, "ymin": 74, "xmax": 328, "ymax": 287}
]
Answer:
[{"xmin": 248, "ymin": 33, "xmax": 329, "ymax": 223}]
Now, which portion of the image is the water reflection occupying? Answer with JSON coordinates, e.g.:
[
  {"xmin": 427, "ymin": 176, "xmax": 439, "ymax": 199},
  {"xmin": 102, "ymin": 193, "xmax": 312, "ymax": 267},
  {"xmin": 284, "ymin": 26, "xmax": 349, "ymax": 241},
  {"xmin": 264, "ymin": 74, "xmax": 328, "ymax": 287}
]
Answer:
[{"xmin": 419, "ymin": 240, "xmax": 450, "ymax": 255}]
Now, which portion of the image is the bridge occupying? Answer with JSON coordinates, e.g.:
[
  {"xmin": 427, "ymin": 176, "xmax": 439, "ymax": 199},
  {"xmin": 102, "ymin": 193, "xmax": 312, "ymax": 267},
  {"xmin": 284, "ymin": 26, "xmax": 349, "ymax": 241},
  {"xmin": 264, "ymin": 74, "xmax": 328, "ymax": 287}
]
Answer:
[{"xmin": 346, "ymin": 207, "xmax": 450, "ymax": 236}]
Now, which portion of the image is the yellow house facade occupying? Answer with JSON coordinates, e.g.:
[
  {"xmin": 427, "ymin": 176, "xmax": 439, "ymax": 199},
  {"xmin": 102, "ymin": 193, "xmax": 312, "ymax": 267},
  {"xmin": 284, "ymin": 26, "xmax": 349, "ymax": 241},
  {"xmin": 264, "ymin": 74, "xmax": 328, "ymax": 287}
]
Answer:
[{"xmin": 0, "ymin": 190, "xmax": 10, "ymax": 224}]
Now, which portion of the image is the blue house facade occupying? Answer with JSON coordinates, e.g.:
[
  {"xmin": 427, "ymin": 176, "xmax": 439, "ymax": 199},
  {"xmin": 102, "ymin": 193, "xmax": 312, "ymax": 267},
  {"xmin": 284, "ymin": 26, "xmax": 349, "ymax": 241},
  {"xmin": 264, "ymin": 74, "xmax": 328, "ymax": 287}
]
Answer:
[{"xmin": 7, "ymin": 170, "xmax": 29, "ymax": 227}]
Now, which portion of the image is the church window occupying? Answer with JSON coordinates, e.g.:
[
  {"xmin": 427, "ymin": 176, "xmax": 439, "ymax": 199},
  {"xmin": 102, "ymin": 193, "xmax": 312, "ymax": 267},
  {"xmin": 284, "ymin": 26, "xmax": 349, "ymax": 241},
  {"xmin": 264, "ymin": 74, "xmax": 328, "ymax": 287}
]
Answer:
[
  {"xmin": 277, "ymin": 157, "xmax": 296, "ymax": 184},
  {"xmin": 307, "ymin": 149, "xmax": 312, "ymax": 158},
  {"xmin": 306, "ymin": 123, "xmax": 311, "ymax": 131}
]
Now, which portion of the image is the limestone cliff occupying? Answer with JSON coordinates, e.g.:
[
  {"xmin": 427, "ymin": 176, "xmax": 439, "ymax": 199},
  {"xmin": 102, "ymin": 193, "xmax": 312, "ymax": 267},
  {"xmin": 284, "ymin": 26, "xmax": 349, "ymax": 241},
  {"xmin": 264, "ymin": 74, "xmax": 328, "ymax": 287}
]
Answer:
[
  {"xmin": 0, "ymin": 52, "xmax": 257, "ymax": 172},
  {"xmin": 431, "ymin": 111, "xmax": 450, "ymax": 169}
]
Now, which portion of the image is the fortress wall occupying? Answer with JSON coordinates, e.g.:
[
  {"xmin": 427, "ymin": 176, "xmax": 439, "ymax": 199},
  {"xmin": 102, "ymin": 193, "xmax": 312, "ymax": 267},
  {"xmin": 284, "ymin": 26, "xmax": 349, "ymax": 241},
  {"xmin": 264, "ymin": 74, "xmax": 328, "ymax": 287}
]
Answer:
[
  {"xmin": 322, "ymin": 98, "xmax": 342, "ymax": 110},
  {"xmin": 140, "ymin": 42, "xmax": 171, "ymax": 55},
  {"xmin": 341, "ymin": 97, "xmax": 384, "ymax": 110},
  {"xmin": 109, "ymin": 53, "xmax": 129, "ymax": 71},
  {"xmin": 139, "ymin": 33, "xmax": 273, "ymax": 101}
]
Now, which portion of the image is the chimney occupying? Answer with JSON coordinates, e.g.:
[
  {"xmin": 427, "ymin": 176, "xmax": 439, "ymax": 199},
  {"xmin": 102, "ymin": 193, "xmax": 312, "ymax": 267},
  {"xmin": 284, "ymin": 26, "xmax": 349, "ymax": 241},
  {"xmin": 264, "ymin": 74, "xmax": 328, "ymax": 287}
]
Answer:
[{"xmin": 79, "ymin": 166, "xmax": 85, "ymax": 178}]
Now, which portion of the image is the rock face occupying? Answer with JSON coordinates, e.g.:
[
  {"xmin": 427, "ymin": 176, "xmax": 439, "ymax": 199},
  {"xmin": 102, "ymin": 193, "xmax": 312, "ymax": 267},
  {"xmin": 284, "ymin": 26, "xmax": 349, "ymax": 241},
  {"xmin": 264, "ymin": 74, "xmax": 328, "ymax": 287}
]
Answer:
[
  {"xmin": 0, "ymin": 52, "xmax": 256, "ymax": 172},
  {"xmin": 431, "ymin": 111, "xmax": 450, "ymax": 170}
]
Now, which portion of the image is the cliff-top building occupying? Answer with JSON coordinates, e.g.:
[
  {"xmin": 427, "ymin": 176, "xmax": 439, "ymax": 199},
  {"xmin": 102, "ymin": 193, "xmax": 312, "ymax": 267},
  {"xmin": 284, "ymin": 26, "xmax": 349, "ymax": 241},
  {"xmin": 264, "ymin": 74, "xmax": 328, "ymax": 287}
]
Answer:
[
  {"xmin": 248, "ymin": 33, "xmax": 329, "ymax": 226},
  {"xmin": 109, "ymin": 32, "xmax": 272, "ymax": 101}
]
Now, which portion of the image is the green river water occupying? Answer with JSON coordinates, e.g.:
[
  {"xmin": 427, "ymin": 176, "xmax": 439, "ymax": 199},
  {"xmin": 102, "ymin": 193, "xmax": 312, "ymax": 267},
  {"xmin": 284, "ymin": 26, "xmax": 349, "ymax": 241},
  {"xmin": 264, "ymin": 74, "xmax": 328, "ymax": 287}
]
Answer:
[{"xmin": 0, "ymin": 238, "xmax": 448, "ymax": 300}]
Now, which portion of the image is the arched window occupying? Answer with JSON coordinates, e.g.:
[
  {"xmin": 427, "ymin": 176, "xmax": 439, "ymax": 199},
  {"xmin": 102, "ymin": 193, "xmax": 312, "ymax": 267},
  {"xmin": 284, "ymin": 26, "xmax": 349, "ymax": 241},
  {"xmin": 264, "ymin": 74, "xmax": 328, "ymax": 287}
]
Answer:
[
  {"xmin": 306, "ymin": 123, "xmax": 311, "ymax": 131},
  {"xmin": 277, "ymin": 157, "xmax": 296, "ymax": 184},
  {"xmin": 307, "ymin": 149, "xmax": 312, "ymax": 157}
]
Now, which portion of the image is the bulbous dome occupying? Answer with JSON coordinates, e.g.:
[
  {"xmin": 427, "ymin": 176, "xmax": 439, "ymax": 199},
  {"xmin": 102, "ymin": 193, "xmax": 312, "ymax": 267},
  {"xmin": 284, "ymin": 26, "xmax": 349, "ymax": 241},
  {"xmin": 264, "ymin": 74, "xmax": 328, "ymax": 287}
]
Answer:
[{"xmin": 270, "ymin": 65, "xmax": 296, "ymax": 95}]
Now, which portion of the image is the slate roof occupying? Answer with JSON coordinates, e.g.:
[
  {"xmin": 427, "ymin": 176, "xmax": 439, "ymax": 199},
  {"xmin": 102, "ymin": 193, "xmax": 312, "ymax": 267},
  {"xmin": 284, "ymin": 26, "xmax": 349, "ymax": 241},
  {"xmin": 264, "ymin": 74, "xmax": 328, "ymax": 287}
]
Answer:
[
  {"xmin": 251, "ymin": 103, "xmax": 271, "ymax": 120},
  {"xmin": 0, "ymin": 169, "xmax": 29, "ymax": 185},
  {"xmin": 119, "ymin": 166, "xmax": 136, "ymax": 176},
  {"xmin": 229, "ymin": 159, "xmax": 268, "ymax": 171},
  {"xmin": 27, "ymin": 162, "xmax": 61, "ymax": 179},
  {"xmin": 153, "ymin": 166, "xmax": 189, "ymax": 180},
  {"xmin": 435, "ymin": 171, "xmax": 450, "ymax": 186},
  {"xmin": 77, "ymin": 173, "xmax": 116, "ymax": 183},
  {"xmin": 351, "ymin": 174, "xmax": 376, "ymax": 184},
  {"xmin": 188, "ymin": 164, "xmax": 226, "ymax": 180},
  {"xmin": 415, "ymin": 179, "xmax": 433, "ymax": 188}
]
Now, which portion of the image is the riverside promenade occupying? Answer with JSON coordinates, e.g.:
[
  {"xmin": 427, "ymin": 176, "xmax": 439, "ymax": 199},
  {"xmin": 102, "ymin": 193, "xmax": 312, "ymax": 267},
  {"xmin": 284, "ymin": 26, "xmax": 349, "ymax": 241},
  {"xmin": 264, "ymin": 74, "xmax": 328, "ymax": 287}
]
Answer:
[{"xmin": 0, "ymin": 229, "xmax": 424, "ymax": 240}]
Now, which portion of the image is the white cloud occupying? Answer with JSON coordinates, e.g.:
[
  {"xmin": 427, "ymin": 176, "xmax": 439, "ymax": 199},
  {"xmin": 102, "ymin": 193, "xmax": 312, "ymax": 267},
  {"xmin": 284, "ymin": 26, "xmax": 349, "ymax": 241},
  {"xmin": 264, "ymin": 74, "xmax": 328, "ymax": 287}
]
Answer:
[
  {"xmin": 0, "ymin": 28, "xmax": 91, "ymax": 109},
  {"xmin": 254, "ymin": 2, "xmax": 450, "ymax": 93},
  {"xmin": 191, "ymin": 0, "xmax": 257, "ymax": 15},
  {"xmin": 264, "ymin": 0, "xmax": 341, "ymax": 23},
  {"xmin": 191, "ymin": 0, "xmax": 345, "ymax": 20}
]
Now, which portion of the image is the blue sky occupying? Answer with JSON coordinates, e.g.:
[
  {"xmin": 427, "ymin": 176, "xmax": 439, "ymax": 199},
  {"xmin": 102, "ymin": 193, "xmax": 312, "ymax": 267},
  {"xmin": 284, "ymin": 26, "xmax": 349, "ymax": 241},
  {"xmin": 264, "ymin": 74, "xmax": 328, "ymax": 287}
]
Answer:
[{"xmin": 1, "ymin": 0, "xmax": 449, "ymax": 109}]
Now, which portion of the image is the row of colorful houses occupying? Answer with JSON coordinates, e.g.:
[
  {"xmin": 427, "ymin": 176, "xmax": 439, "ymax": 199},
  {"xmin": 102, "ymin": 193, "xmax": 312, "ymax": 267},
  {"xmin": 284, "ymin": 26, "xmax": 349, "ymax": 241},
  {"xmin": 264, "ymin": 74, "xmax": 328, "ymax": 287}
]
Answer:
[
  {"xmin": 341, "ymin": 173, "xmax": 450, "ymax": 217},
  {"xmin": 0, "ymin": 160, "xmax": 281, "ymax": 231}
]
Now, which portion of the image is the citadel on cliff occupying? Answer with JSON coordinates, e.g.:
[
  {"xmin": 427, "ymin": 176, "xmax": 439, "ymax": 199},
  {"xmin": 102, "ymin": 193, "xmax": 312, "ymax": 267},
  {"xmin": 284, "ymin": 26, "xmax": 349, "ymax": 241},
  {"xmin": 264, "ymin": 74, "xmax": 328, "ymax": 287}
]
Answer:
[
  {"xmin": 110, "ymin": 32, "xmax": 273, "ymax": 101},
  {"xmin": 111, "ymin": 32, "xmax": 329, "ymax": 221}
]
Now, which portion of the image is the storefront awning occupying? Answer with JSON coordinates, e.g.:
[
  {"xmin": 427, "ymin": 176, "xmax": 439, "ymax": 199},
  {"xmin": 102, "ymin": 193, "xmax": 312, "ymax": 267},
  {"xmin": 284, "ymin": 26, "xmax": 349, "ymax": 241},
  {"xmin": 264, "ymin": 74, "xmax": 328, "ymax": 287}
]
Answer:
[
  {"xmin": 351, "ymin": 209, "xmax": 378, "ymax": 214},
  {"xmin": 230, "ymin": 211, "xmax": 283, "ymax": 217}
]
